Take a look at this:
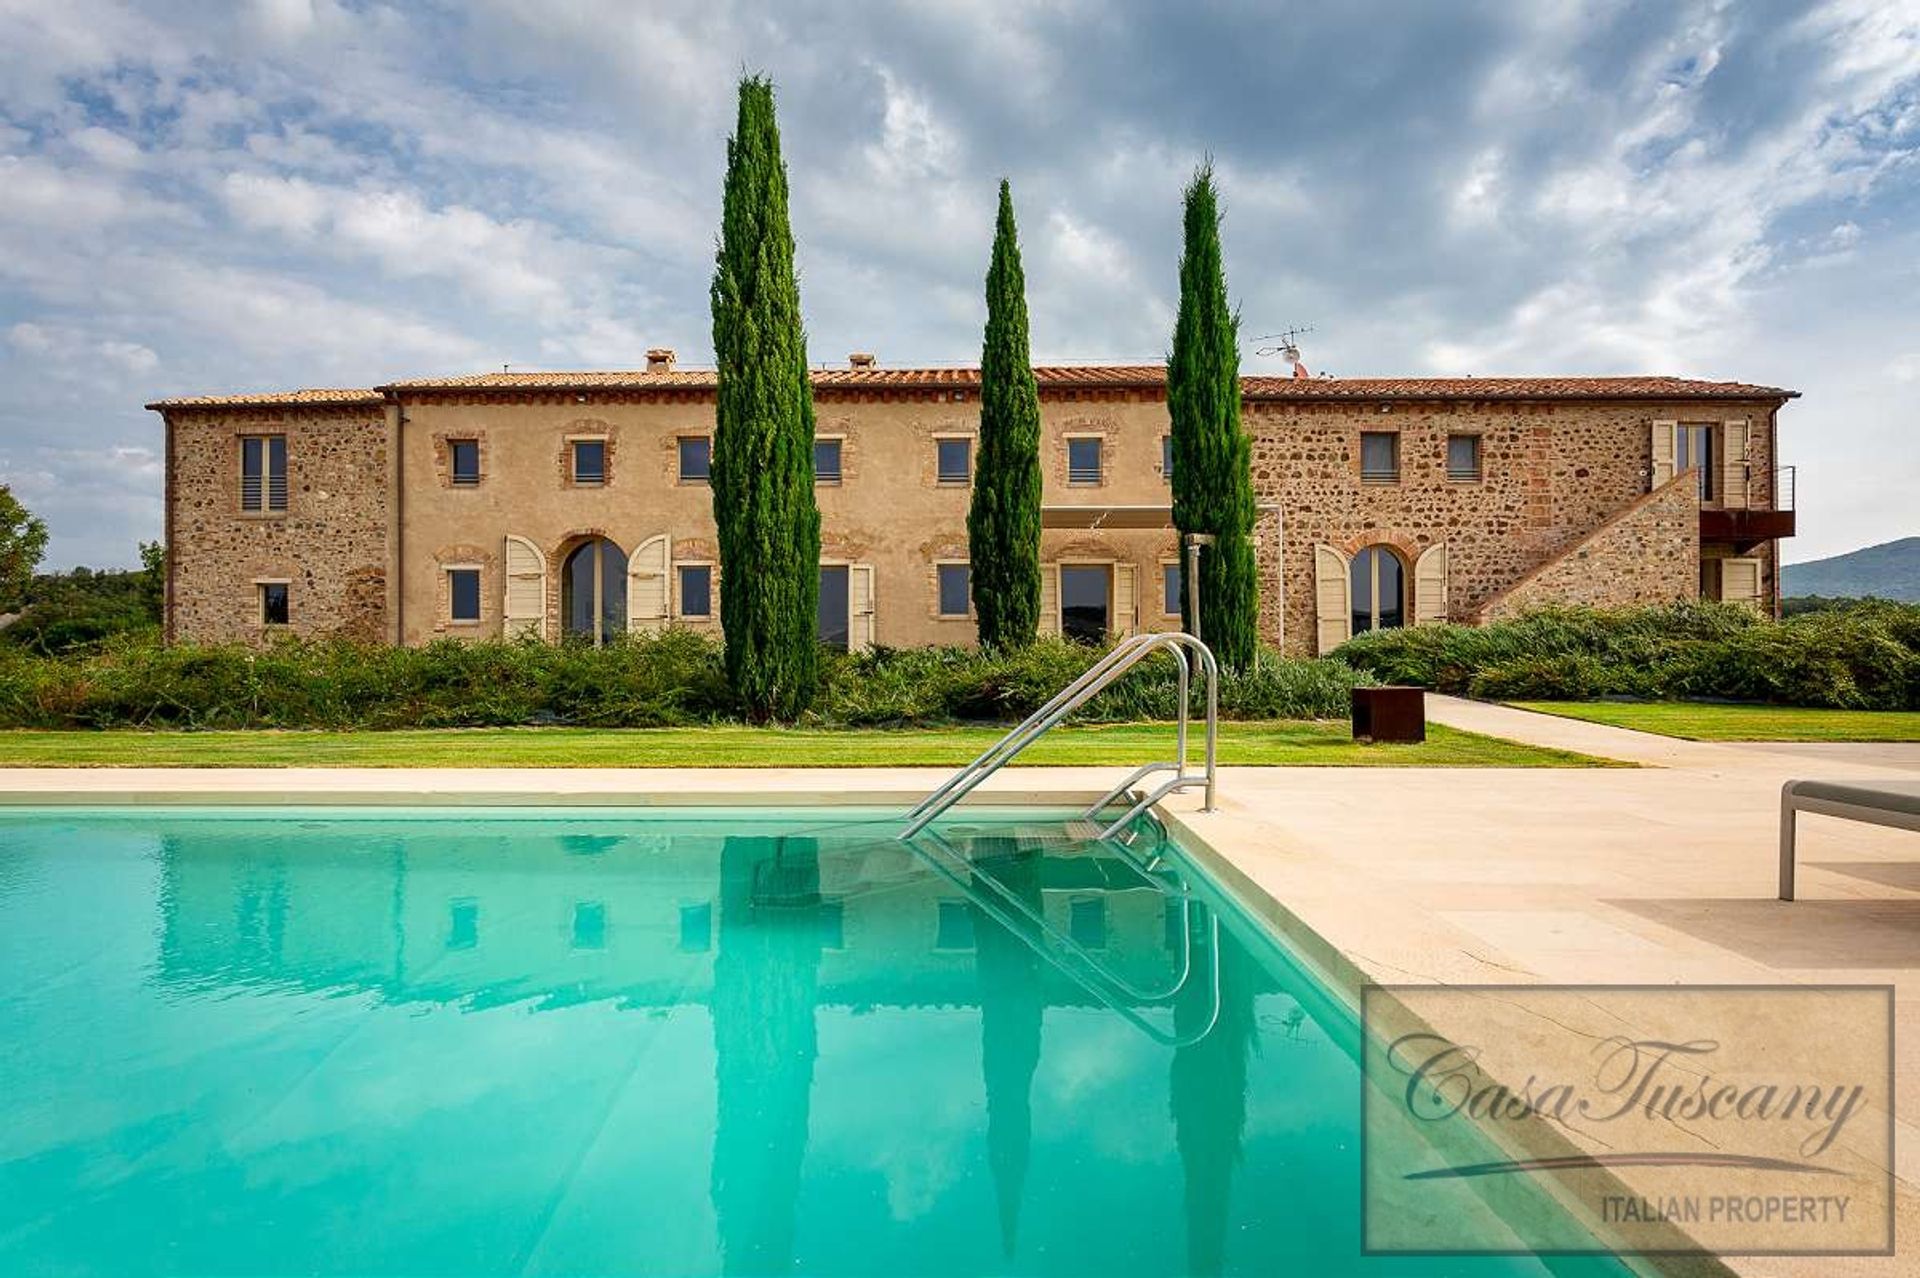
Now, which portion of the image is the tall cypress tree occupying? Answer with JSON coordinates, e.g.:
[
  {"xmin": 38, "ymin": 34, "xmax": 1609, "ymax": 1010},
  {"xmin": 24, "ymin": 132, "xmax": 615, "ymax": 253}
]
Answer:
[
  {"xmin": 968, "ymin": 180, "xmax": 1044, "ymax": 649},
  {"xmin": 1167, "ymin": 163, "xmax": 1259, "ymax": 670},
  {"xmin": 711, "ymin": 75, "xmax": 820, "ymax": 720}
]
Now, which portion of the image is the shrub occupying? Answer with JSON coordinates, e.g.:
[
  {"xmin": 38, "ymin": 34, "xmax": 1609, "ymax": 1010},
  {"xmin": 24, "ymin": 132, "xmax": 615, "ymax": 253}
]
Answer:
[
  {"xmin": 0, "ymin": 630, "xmax": 1360, "ymax": 729},
  {"xmin": 1336, "ymin": 601, "xmax": 1920, "ymax": 710}
]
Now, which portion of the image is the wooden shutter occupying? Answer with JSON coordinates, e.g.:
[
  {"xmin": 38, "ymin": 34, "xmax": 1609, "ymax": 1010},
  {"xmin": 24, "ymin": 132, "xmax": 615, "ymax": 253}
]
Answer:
[
  {"xmin": 848, "ymin": 563, "xmax": 876, "ymax": 652},
  {"xmin": 503, "ymin": 535, "xmax": 547, "ymax": 639},
  {"xmin": 1038, "ymin": 564, "xmax": 1060, "ymax": 636},
  {"xmin": 1112, "ymin": 563, "xmax": 1137, "ymax": 637},
  {"xmin": 1314, "ymin": 544, "xmax": 1351, "ymax": 654},
  {"xmin": 1650, "ymin": 420, "xmax": 1677, "ymax": 488},
  {"xmin": 1720, "ymin": 557, "xmax": 1763, "ymax": 610},
  {"xmin": 628, "ymin": 534, "xmax": 670, "ymax": 632},
  {"xmin": 1413, "ymin": 543, "xmax": 1448, "ymax": 625},
  {"xmin": 1722, "ymin": 419, "xmax": 1750, "ymax": 509}
]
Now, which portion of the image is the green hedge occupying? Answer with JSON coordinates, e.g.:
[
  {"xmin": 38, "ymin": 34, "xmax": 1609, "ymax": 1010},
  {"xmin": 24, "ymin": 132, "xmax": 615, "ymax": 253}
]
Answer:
[
  {"xmin": 0, "ymin": 631, "xmax": 1361, "ymax": 730},
  {"xmin": 1335, "ymin": 600, "xmax": 1920, "ymax": 710}
]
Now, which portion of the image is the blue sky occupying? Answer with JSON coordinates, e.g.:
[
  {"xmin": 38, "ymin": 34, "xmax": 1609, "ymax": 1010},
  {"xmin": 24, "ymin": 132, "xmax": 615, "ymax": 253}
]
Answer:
[{"xmin": 0, "ymin": 0, "xmax": 1915, "ymax": 568}]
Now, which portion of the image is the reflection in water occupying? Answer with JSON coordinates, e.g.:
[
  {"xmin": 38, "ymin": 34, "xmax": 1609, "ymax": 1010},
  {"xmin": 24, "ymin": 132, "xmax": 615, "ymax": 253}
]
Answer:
[
  {"xmin": 969, "ymin": 838, "xmax": 1043, "ymax": 1257},
  {"xmin": 712, "ymin": 837, "xmax": 824, "ymax": 1276},
  {"xmin": 0, "ymin": 811, "xmax": 1623, "ymax": 1275}
]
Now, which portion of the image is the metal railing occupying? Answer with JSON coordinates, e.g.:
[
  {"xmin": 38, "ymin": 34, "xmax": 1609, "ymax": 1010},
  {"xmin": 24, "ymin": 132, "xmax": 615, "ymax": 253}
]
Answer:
[
  {"xmin": 898, "ymin": 631, "xmax": 1218, "ymax": 841},
  {"xmin": 1773, "ymin": 465, "xmax": 1796, "ymax": 511}
]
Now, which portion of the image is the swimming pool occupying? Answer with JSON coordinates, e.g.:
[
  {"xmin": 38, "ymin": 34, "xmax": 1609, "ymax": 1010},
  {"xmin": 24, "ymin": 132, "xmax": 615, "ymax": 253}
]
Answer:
[{"xmin": 0, "ymin": 806, "xmax": 1631, "ymax": 1275}]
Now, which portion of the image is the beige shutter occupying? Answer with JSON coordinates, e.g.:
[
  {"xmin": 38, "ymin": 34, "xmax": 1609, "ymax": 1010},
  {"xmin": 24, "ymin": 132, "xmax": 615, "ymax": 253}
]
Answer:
[
  {"xmin": 848, "ymin": 563, "xmax": 876, "ymax": 652},
  {"xmin": 1112, "ymin": 563, "xmax": 1137, "ymax": 637},
  {"xmin": 1038, "ymin": 564, "xmax": 1060, "ymax": 636},
  {"xmin": 1413, "ymin": 543, "xmax": 1449, "ymax": 625},
  {"xmin": 1314, "ymin": 544, "xmax": 1351, "ymax": 654},
  {"xmin": 503, "ymin": 535, "xmax": 547, "ymax": 639},
  {"xmin": 1722, "ymin": 419, "xmax": 1750, "ymax": 509},
  {"xmin": 1720, "ymin": 557, "xmax": 1763, "ymax": 610},
  {"xmin": 628, "ymin": 534, "xmax": 670, "ymax": 632},
  {"xmin": 1650, "ymin": 420, "xmax": 1677, "ymax": 488}
]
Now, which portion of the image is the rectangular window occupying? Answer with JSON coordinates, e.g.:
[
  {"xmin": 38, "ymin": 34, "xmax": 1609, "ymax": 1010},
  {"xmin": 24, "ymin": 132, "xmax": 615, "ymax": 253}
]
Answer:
[
  {"xmin": 678, "ymin": 564, "xmax": 713, "ymax": 618},
  {"xmin": 572, "ymin": 438, "xmax": 606, "ymax": 484},
  {"xmin": 937, "ymin": 563, "xmax": 970, "ymax": 617},
  {"xmin": 450, "ymin": 439, "xmax": 480, "ymax": 485},
  {"xmin": 936, "ymin": 438, "xmax": 972, "ymax": 485},
  {"xmin": 1162, "ymin": 562, "xmax": 1182, "ymax": 616},
  {"xmin": 258, "ymin": 581, "xmax": 289, "ymax": 626},
  {"xmin": 814, "ymin": 438, "xmax": 842, "ymax": 483},
  {"xmin": 1067, "ymin": 436, "xmax": 1103, "ymax": 484},
  {"xmin": 1446, "ymin": 434, "xmax": 1481, "ymax": 481},
  {"xmin": 1677, "ymin": 424, "xmax": 1715, "ymax": 499},
  {"xmin": 241, "ymin": 435, "xmax": 287, "ymax": 511},
  {"xmin": 678, "ymin": 435, "xmax": 711, "ymax": 483},
  {"xmin": 1162, "ymin": 434, "xmax": 1174, "ymax": 481},
  {"xmin": 935, "ymin": 899, "xmax": 976, "ymax": 951},
  {"xmin": 1360, "ymin": 431, "xmax": 1399, "ymax": 483},
  {"xmin": 448, "ymin": 567, "xmax": 481, "ymax": 622}
]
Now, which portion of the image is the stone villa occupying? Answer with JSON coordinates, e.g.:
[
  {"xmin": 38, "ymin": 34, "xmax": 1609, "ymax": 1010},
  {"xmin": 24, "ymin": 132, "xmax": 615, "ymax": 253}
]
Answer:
[{"xmin": 148, "ymin": 353, "xmax": 1797, "ymax": 656}]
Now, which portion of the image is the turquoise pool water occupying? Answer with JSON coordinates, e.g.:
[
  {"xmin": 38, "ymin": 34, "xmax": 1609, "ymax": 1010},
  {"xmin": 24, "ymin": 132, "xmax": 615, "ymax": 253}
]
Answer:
[{"xmin": 0, "ymin": 807, "xmax": 1629, "ymax": 1276}]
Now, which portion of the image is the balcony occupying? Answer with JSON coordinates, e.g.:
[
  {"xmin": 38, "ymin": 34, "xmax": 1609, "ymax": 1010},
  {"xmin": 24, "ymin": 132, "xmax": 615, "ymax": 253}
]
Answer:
[{"xmin": 1699, "ymin": 466, "xmax": 1796, "ymax": 551}]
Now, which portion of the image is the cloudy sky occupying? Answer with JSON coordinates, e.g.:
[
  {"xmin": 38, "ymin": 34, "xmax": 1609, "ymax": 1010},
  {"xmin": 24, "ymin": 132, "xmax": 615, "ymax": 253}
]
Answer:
[{"xmin": 1, "ymin": 0, "xmax": 1915, "ymax": 568}]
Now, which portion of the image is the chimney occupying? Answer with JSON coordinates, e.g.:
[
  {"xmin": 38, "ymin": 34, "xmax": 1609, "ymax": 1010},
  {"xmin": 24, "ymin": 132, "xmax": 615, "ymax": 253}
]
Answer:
[
  {"xmin": 848, "ymin": 352, "xmax": 877, "ymax": 369},
  {"xmin": 646, "ymin": 348, "xmax": 676, "ymax": 373}
]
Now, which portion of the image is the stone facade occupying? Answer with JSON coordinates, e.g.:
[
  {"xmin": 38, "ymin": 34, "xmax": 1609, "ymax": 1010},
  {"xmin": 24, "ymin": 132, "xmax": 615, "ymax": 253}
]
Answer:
[
  {"xmin": 163, "ymin": 398, "xmax": 391, "ymax": 644},
  {"xmin": 152, "ymin": 368, "xmax": 1794, "ymax": 656},
  {"xmin": 1475, "ymin": 471, "xmax": 1702, "ymax": 621}
]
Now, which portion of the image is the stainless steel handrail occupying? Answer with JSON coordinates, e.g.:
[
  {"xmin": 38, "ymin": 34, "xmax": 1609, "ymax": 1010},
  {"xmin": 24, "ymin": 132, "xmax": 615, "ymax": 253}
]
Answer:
[{"xmin": 899, "ymin": 631, "xmax": 1218, "ymax": 840}]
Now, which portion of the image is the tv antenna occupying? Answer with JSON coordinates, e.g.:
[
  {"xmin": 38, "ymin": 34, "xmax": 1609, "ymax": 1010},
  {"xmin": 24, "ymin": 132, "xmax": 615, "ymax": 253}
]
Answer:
[{"xmin": 1254, "ymin": 326, "xmax": 1313, "ymax": 364}]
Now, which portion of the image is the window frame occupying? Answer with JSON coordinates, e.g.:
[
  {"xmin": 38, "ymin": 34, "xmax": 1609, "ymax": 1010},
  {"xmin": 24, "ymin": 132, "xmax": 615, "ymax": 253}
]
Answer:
[
  {"xmin": 935, "ymin": 560, "xmax": 971, "ymax": 619},
  {"xmin": 1349, "ymin": 545, "xmax": 1407, "ymax": 633},
  {"xmin": 240, "ymin": 434, "xmax": 288, "ymax": 514},
  {"xmin": 1161, "ymin": 434, "xmax": 1174, "ymax": 483},
  {"xmin": 570, "ymin": 437, "xmax": 608, "ymax": 486},
  {"xmin": 1445, "ymin": 433, "xmax": 1482, "ymax": 483},
  {"xmin": 446, "ymin": 565, "xmax": 482, "ymax": 624},
  {"xmin": 1359, "ymin": 431, "xmax": 1399, "ymax": 484},
  {"xmin": 1677, "ymin": 423, "xmax": 1716, "ymax": 500},
  {"xmin": 676, "ymin": 562, "xmax": 714, "ymax": 620},
  {"xmin": 934, "ymin": 435, "xmax": 973, "ymax": 486},
  {"xmin": 256, "ymin": 579, "xmax": 291, "ymax": 627},
  {"xmin": 1161, "ymin": 560, "xmax": 1183, "ymax": 617},
  {"xmin": 449, "ymin": 438, "xmax": 481, "ymax": 486},
  {"xmin": 1066, "ymin": 434, "xmax": 1104, "ymax": 486},
  {"xmin": 813, "ymin": 436, "xmax": 844, "ymax": 485},
  {"xmin": 677, "ymin": 434, "xmax": 712, "ymax": 485}
]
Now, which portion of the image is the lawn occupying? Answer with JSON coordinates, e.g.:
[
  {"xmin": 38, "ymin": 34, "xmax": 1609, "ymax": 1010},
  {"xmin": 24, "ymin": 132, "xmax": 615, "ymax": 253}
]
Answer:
[
  {"xmin": 0, "ymin": 721, "xmax": 1608, "ymax": 768},
  {"xmin": 1510, "ymin": 701, "xmax": 1920, "ymax": 742}
]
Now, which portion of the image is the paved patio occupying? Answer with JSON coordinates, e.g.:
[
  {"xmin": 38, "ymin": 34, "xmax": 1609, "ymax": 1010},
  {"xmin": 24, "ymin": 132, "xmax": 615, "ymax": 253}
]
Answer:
[{"xmin": 3, "ymin": 698, "xmax": 1916, "ymax": 1274}]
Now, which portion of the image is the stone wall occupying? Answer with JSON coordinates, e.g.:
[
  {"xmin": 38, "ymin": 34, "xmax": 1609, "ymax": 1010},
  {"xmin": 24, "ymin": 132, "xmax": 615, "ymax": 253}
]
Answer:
[
  {"xmin": 1474, "ymin": 471, "xmax": 1701, "ymax": 621},
  {"xmin": 165, "ymin": 404, "xmax": 390, "ymax": 643},
  {"xmin": 1250, "ymin": 396, "xmax": 1782, "ymax": 653}
]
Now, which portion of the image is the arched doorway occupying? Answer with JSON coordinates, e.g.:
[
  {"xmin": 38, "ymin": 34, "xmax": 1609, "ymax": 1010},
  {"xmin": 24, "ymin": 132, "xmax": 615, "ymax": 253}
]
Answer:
[
  {"xmin": 1348, "ymin": 545, "xmax": 1405, "ymax": 635},
  {"xmin": 561, "ymin": 537, "xmax": 627, "ymax": 645}
]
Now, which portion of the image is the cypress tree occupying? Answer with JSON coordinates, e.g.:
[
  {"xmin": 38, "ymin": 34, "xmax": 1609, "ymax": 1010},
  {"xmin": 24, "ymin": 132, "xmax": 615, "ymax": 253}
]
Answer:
[
  {"xmin": 968, "ymin": 180, "xmax": 1044, "ymax": 649},
  {"xmin": 710, "ymin": 75, "xmax": 821, "ymax": 720},
  {"xmin": 1167, "ymin": 163, "xmax": 1259, "ymax": 670}
]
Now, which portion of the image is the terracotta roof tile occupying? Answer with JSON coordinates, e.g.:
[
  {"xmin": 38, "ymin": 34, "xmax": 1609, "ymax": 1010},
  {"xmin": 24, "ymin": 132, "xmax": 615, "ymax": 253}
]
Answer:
[
  {"xmin": 146, "ymin": 388, "xmax": 384, "ymax": 410},
  {"xmin": 149, "ymin": 367, "xmax": 1798, "ymax": 410}
]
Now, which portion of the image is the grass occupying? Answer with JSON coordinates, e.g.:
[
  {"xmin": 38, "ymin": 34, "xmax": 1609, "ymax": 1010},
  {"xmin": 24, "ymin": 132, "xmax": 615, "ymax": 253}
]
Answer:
[
  {"xmin": 0, "ymin": 721, "xmax": 1611, "ymax": 768},
  {"xmin": 1510, "ymin": 701, "xmax": 1920, "ymax": 743}
]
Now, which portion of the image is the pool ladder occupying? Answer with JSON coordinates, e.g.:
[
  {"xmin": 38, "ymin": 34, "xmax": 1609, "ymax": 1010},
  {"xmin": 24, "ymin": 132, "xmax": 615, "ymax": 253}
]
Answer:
[{"xmin": 899, "ymin": 631, "xmax": 1218, "ymax": 841}]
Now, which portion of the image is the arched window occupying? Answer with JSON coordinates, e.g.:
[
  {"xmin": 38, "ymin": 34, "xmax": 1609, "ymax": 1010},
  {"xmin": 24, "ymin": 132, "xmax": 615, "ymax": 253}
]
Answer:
[
  {"xmin": 561, "ymin": 538, "xmax": 627, "ymax": 645},
  {"xmin": 1349, "ymin": 545, "xmax": 1405, "ymax": 635}
]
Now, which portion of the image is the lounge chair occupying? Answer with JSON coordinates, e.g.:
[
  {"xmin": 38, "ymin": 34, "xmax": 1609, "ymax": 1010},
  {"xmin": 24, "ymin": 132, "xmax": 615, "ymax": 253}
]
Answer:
[{"xmin": 1779, "ymin": 779, "xmax": 1920, "ymax": 900}]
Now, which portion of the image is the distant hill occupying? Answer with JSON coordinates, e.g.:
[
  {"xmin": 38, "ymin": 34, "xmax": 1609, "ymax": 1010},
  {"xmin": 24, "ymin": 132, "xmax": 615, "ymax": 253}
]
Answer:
[{"xmin": 1782, "ymin": 537, "xmax": 1920, "ymax": 602}]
